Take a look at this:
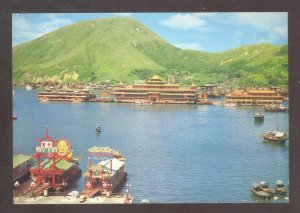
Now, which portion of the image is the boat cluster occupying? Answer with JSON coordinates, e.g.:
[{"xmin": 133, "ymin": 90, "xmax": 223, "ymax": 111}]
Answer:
[{"xmin": 251, "ymin": 180, "xmax": 288, "ymax": 200}]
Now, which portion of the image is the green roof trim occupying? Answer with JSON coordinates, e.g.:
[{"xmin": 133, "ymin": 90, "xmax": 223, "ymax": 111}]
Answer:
[
  {"xmin": 32, "ymin": 158, "xmax": 77, "ymax": 171},
  {"xmin": 13, "ymin": 154, "xmax": 33, "ymax": 169}
]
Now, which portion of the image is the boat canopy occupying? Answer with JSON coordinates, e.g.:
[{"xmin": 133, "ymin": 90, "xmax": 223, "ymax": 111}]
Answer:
[
  {"xmin": 259, "ymin": 181, "xmax": 268, "ymax": 186},
  {"xmin": 99, "ymin": 158, "xmax": 125, "ymax": 173},
  {"xmin": 275, "ymin": 132, "xmax": 285, "ymax": 137},
  {"xmin": 252, "ymin": 183, "xmax": 260, "ymax": 188},
  {"xmin": 276, "ymin": 180, "xmax": 284, "ymax": 185}
]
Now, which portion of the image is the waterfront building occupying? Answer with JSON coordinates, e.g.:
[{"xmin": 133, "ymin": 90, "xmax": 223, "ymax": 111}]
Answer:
[
  {"xmin": 38, "ymin": 90, "xmax": 96, "ymax": 102},
  {"xmin": 113, "ymin": 75, "xmax": 197, "ymax": 104},
  {"xmin": 225, "ymin": 89, "xmax": 284, "ymax": 106}
]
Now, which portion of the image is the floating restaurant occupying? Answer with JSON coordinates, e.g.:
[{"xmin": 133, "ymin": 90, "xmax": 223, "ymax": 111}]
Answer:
[
  {"xmin": 13, "ymin": 128, "xmax": 81, "ymax": 198},
  {"xmin": 38, "ymin": 90, "xmax": 96, "ymax": 102},
  {"xmin": 82, "ymin": 146, "xmax": 128, "ymax": 199},
  {"xmin": 113, "ymin": 75, "xmax": 197, "ymax": 104},
  {"xmin": 224, "ymin": 89, "xmax": 284, "ymax": 106}
]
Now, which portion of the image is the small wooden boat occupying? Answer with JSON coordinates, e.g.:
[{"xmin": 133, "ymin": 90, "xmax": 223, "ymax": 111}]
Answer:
[
  {"xmin": 251, "ymin": 182, "xmax": 272, "ymax": 199},
  {"xmin": 254, "ymin": 112, "xmax": 264, "ymax": 122},
  {"xmin": 263, "ymin": 131, "xmax": 288, "ymax": 143},
  {"xmin": 95, "ymin": 126, "xmax": 101, "ymax": 133},
  {"xmin": 275, "ymin": 180, "xmax": 287, "ymax": 195},
  {"xmin": 13, "ymin": 115, "xmax": 18, "ymax": 120}
]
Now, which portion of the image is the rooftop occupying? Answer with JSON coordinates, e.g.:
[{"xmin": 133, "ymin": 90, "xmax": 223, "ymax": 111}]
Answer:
[{"xmin": 13, "ymin": 154, "xmax": 33, "ymax": 169}]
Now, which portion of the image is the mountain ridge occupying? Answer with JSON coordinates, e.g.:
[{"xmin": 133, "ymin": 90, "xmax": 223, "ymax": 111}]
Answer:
[{"xmin": 13, "ymin": 17, "xmax": 288, "ymax": 87}]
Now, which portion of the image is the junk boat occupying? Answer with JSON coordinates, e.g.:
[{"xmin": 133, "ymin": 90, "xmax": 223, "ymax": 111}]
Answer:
[
  {"xmin": 13, "ymin": 128, "xmax": 81, "ymax": 198},
  {"xmin": 275, "ymin": 180, "xmax": 287, "ymax": 195},
  {"xmin": 251, "ymin": 182, "xmax": 273, "ymax": 199},
  {"xmin": 263, "ymin": 131, "xmax": 288, "ymax": 143},
  {"xmin": 254, "ymin": 112, "xmax": 264, "ymax": 122},
  {"xmin": 82, "ymin": 146, "xmax": 129, "ymax": 199},
  {"xmin": 264, "ymin": 104, "xmax": 288, "ymax": 112}
]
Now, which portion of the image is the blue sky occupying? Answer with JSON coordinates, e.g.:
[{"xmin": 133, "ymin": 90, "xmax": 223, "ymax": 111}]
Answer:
[{"xmin": 12, "ymin": 12, "xmax": 287, "ymax": 53}]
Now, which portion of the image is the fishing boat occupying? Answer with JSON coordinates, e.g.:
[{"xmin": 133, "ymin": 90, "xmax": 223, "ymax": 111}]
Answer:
[
  {"xmin": 13, "ymin": 115, "xmax": 18, "ymax": 120},
  {"xmin": 254, "ymin": 112, "xmax": 264, "ymax": 122},
  {"xmin": 263, "ymin": 120, "xmax": 288, "ymax": 143},
  {"xmin": 95, "ymin": 126, "xmax": 102, "ymax": 133},
  {"xmin": 275, "ymin": 180, "xmax": 287, "ymax": 195},
  {"xmin": 263, "ymin": 131, "xmax": 288, "ymax": 143},
  {"xmin": 251, "ymin": 183, "xmax": 272, "ymax": 199}
]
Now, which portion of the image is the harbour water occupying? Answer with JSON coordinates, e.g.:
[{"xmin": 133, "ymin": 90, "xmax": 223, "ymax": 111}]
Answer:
[{"xmin": 13, "ymin": 89, "xmax": 289, "ymax": 203}]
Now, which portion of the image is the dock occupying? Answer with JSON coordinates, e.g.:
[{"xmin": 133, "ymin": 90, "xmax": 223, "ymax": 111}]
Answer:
[{"xmin": 14, "ymin": 195, "xmax": 130, "ymax": 204}]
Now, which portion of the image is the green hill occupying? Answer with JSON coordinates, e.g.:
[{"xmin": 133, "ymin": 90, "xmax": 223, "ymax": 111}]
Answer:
[{"xmin": 13, "ymin": 17, "xmax": 288, "ymax": 87}]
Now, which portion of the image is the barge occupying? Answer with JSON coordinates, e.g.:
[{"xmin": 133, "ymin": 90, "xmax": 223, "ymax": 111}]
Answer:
[
  {"xmin": 38, "ymin": 90, "xmax": 96, "ymax": 102},
  {"xmin": 225, "ymin": 89, "xmax": 284, "ymax": 106},
  {"xmin": 82, "ymin": 146, "xmax": 128, "ymax": 198}
]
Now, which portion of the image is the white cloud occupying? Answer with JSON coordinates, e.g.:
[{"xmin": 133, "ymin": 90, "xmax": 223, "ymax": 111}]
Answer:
[
  {"xmin": 229, "ymin": 12, "xmax": 288, "ymax": 40},
  {"xmin": 174, "ymin": 43, "xmax": 202, "ymax": 51},
  {"xmin": 12, "ymin": 14, "xmax": 73, "ymax": 45},
  {"xmin": 159, "ymin": 13, "xmax": 206, "ymax": 30}
]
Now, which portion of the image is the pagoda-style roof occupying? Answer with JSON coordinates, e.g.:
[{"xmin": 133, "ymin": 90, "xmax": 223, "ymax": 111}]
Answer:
[
  {"xmin": 13, "ymin": 154, "xmax": 33, "ymax": 169},
  {"xmin": 115, "ymin": 87, "xmax": 195, "ymax": 92},
  {"xmin": 32, "ymin": 157, "xmax": 79, "ymax": 171}
]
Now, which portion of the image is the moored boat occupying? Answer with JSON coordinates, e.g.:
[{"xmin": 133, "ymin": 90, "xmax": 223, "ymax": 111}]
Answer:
[
  {"xmin": 275, "ymin": 180, "xmax": 287, "ymax": 195},
  {"xmin": 82, "ymin": 146, "xmax": 129, "ymax": 198},
  {"xmin": 263, "ymin": 131, "xmax": 288, "ymax": 143},
  {"xmin": 264, "ymin": 104, "xmax": 288, "ymax": 112},
  {"xmin": 254, "ymin": 112, "xmax": 264, "ymax": 122},
  {"xmin": 95, "ymin": 126, "xmax": 102, "ymax": 133},
  {"xmin": 251, "ymin": 183, "xmax": 272, "ymax": 199}
]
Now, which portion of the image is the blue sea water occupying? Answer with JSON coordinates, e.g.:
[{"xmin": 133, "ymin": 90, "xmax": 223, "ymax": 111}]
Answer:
[{"xmin": 13, "ymin": 89, "xmax": 289, "ymax": 203}]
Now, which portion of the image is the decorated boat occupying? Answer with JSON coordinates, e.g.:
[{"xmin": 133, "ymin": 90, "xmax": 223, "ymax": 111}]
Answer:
[
  {"xmin": 82, "ymin": 146, "xmax": 129, "ymax": 198},
  {"xmin": 13, "ymin": 127, "xmax": 81, "ymax": 198}
]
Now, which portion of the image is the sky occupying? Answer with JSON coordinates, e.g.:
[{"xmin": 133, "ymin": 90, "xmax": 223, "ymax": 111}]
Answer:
[{"xmin": 12, "ymin": 12, "xmax": 288, "ymax": 53}]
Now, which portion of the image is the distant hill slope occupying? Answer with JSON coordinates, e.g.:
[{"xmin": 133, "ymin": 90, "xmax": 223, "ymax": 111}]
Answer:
[{"xmin": 13, "ymin": 17, "xmax": 288, "ymax": 87}]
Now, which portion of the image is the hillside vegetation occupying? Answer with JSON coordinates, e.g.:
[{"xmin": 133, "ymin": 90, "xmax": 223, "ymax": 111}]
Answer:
[{"xmin": 13, "ymin": 17, "xmax": 288, "ymax": 87}]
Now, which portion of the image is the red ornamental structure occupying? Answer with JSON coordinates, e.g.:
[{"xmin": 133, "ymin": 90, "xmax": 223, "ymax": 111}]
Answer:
[{"xmin": 30, "ymin": 127, "xmax": 76, "ymax": 191}]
